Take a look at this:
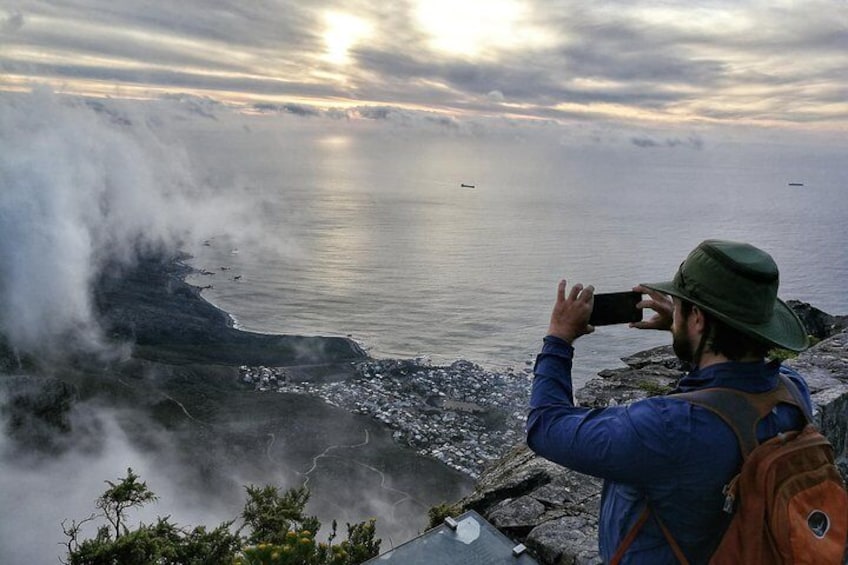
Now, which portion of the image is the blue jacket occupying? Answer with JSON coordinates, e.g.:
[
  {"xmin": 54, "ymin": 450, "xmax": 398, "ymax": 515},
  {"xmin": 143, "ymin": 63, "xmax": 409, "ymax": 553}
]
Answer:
[{"xmin": 526, "ymin": 336, "xmax": 812, "ymax": 564}]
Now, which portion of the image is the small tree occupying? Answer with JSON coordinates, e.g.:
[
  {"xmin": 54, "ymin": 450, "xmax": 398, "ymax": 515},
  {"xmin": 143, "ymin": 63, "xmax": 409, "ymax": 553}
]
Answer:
[
  {"xmin": 97, "ymin": 467, "xmax": 157, "ymax": 539},
  {"xmin": 237, "ymin": 484, "xmax": 381, "ymax": 565},
  {"xmin": 337, "ymin": 519, "xmax": 380, "ymax": 564},
  {"xmin": 62, "ymin": 468, "xmax": 240, "ymax": 565},
  {"xmin": 241, "ymin": 485, "xmax": 320, "ymax": 546}
]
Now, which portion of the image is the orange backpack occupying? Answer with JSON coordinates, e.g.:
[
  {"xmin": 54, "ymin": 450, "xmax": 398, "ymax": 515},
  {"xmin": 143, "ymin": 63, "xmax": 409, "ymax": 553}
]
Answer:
[{"xmin": 612, "ymin": 375, "xmax": 848, "ymax": 564}]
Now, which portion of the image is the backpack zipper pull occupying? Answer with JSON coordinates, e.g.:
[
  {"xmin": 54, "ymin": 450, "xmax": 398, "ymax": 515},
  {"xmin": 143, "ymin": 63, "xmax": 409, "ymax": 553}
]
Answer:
[{"xmin": 723, "ymin": 476, "xmax": 740, "ymax": 514}]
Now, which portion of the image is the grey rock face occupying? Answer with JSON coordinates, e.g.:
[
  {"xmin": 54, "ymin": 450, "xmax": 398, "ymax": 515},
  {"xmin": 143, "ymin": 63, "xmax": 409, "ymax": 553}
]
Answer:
[
  {"xmin": 527, "ymin": 516, "xmax": 600, "ymax": 565},
  {"xmin": 787, "ymin": 300, "xmax": 848, "ymax": 340},
  {"xmin": 458, "ymin": 444, "xmax": 603, "ymax": 564},
  {"xmin": 787, "ymin": 330, "xmax": 848, "ymax": 477},
  {"xmin": 576, "ymin": 345, "xmax": 685, "ymax": 408}
]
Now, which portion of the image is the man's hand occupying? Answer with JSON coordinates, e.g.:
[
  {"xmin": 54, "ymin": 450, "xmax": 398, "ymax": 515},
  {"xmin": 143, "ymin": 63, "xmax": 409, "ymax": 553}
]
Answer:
[
  {"xmin": 548, "ymin": 279, "xmax": 595, "ymax": 344},
  {"xmin": 630, "ymin": 285, "xmax": 673, "ymax": 331}
]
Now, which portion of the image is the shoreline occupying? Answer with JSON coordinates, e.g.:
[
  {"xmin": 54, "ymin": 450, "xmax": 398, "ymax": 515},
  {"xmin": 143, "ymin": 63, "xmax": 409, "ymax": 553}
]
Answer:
[
  {"xmin": 94, "ymin": 253, "xmax": 368, "ymax": 369},
  {"xmin": 163, "ymin": 253, "xmax": 535, "ymax": 479},
  {"xmin": 1, "ymin": 251, "xmax": 477, "ymax": 561}
]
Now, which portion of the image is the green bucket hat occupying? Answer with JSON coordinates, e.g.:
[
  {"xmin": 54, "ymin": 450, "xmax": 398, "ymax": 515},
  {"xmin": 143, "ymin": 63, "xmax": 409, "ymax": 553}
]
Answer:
[{"xmin": 642, "ymin": 240, "xmax": 809, "ymax": 352}]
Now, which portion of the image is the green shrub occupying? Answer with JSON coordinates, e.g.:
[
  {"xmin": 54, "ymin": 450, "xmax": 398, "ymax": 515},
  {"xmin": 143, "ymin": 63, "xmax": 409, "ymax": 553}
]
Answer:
[
  {"xmin": 427, "ymin": 502, "xmax": 461, "ymax": 529},
  {"xmin": 62, "ymin": 469, "xmax": 381, "ymax": 565}
]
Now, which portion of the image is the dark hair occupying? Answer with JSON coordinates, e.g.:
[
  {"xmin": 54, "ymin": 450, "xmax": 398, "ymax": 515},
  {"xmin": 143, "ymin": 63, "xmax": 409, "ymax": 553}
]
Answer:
[{"xmin": 680, "ymin": 300, "xmax": 770, "ymax": 361}]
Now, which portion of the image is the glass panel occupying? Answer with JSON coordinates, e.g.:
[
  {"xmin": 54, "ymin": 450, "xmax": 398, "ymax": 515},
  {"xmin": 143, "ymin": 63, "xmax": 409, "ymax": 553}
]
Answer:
[{"xmin": 365, "ymin": 510, "xmax": 538, "ymax": 564}]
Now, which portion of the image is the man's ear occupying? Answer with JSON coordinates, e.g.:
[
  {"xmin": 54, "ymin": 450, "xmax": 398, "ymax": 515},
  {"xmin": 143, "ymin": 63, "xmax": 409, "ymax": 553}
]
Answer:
[{"xmin": 689, "ymin": 305, "xmax": 707, "ymax": 334}]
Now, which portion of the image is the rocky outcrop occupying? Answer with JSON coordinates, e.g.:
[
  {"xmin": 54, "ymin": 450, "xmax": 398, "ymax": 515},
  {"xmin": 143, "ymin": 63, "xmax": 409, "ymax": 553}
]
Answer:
[
  {"xmin": 786, "ymin": 330, "xmax": 848, "ymax": 477},
  {"xmin": 456, "ymin": 306, "xmax": 848, "ymax": 565},
  {"xmin": 458, "ymin": 444, "xmax": 603, "ymax": 564},
  {"xmin": 786, "ymin": 300, "xmax": 848, "ymax": 340}
]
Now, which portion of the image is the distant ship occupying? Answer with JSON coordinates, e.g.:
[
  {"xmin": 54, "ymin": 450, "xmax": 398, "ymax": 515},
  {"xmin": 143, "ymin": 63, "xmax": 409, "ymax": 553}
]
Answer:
[
  {"xmin": 788, "ymin": 182, "xmax": 804, "ymax": 187},
  {"xmin": 460, "ymin": 183, "xmax": 476, "ymax": 188}
]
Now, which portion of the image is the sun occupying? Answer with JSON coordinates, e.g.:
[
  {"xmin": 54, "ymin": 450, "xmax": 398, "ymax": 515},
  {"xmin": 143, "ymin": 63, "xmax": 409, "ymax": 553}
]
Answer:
[
  {"xmin": 413, "ymin": 0, "xmax": 551, "ymax": 59},
  {"xmin": 322, "ymin": 11, "xmax": 371, "ymax": 65}
]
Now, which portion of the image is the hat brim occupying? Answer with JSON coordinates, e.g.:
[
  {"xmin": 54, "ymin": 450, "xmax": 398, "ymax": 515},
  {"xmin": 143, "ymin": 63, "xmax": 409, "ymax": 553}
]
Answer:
[{"xmin": 641, "ymin": 280, "xmax": 809, "ymax": 352}]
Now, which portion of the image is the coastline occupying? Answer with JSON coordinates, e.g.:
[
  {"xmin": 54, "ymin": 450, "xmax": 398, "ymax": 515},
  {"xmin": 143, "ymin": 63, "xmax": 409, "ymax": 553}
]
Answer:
[
  {"xmin": 105, "ymin": 254, "xmax": 533, "ymax": 480},
  {"xmin": 94, "ymin": 253, "xmax": 368, "ymax": 369},
  {"xmin": 2, "ymin": 253, "xmax": 477, "ymax": 560}
]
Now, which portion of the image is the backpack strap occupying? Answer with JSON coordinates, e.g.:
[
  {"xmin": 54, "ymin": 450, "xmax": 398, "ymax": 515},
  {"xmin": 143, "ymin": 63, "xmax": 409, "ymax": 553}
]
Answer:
[
  {"xmin": 776, "ymin": 372, "xmax": 815, "ymax": 423},
  {"xmin": 610, "ymin": 504, "xmax": 651, "ymax": 565},
  {"xmin": 610, "ymin": 502, "xmax": 691, "ymax": 565},
  {"xmin": 672, "ymin": 377, "xmax": 803, "ymax": 457}
]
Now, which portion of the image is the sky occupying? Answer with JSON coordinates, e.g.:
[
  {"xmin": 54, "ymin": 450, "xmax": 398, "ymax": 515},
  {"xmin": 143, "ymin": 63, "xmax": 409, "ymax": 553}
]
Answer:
[{"xmin": 2, "ymin": 0, "xmax": 847, "ymax": 130}]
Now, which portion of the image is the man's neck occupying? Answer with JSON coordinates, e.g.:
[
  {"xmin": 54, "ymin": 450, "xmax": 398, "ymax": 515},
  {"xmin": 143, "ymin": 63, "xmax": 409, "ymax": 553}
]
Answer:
[{"xmin": 697, "ymin": 350, "xmax": 762, "ymax": 369}]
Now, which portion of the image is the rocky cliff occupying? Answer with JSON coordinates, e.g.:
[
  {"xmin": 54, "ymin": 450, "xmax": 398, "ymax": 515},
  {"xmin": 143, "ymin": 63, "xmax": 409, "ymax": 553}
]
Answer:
[{"xmin": 455, "ymin": 306, "xmax": 848, "ymax": 565}]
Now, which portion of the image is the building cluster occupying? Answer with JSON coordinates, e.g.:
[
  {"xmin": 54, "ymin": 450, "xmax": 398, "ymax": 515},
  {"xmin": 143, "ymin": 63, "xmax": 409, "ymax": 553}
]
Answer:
[{"xmin": 239, "ymin": 358, "xmax": 533, "ymax": 478}]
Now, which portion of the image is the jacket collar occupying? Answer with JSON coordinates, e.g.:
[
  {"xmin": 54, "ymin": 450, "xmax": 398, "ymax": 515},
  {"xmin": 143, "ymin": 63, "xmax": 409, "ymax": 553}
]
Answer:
[{"xmin": 674, "ymin": 360, "xmax": 780, "ymax": 394}]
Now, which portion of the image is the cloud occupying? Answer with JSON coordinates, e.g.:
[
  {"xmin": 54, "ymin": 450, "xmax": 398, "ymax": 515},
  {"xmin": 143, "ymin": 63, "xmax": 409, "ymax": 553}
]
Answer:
[
  {"xmin": 253, "ymin": 102, "xmax": 321, "ymax": 117},
  {"xmin": 0, "ymin": 389, "xmax": 242, "ymax": 565},
  {"xmin": 487, "ymin": 90, "xmax": 505, "ymax": 102},
  {"xmin": 1, "ymin": 1, "xmax": 847, "ymax": 127},
  {"xmin": 1, "ymin": 9, "xmax": 23, "ymax": 33},
  {"xmin": 630, "ymin": 134, "xmax": 704, "ymax": 149},
  {"xmin": 356, "ymin": 105, "xmax": 394, "ymax": 120},
  {"xmin": 0, "ymin": 365, "xmax": 466, "ymax": 564},
  {"xmin": 631, "ymin": 136, "xmax": 661, "ymax": 148},
  {"xmin": 0, "ymin": 89, "xmax": 264, "ymax": 356}
]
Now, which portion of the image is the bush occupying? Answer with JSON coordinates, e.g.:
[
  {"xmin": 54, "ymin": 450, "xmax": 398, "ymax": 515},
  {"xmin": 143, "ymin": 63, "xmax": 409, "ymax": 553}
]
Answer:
[
  {"xmin": 427, "ymin": 502, "xmax": 461, "ymax": 529},
  {"xmin": 62, "ymin": 468, "xmax": 381, "ymax": 565}
]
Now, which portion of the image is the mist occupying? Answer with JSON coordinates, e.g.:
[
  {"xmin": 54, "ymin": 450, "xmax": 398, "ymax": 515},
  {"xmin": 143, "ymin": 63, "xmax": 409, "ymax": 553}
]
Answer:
[
  {"xmin": 0, "ymin": 393, "xmax": 241, "ymax": 564},
  {"xmin": 0, "ymin": 88, "xmax": 260, "ymax": 356},
  {"xmin": 0, "ymin": 90, "xmax": 259, "ymax": 563}
]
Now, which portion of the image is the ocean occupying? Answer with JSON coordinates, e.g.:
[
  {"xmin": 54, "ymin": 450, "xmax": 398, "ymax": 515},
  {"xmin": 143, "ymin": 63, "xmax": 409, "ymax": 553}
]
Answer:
[{"xmin": 182, "ymin": 115, "xmax": 848, "ymax": 388}]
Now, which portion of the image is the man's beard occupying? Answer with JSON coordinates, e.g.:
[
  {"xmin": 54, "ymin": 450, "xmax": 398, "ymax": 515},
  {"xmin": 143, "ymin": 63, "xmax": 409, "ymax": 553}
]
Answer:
[{"xmin": 672, "ymin": 326, "xmax": 694, "ymax": 365}]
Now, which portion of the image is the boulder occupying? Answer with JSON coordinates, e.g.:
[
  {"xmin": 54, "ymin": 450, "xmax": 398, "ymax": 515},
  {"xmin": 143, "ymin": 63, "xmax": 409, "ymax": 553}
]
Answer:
[
  {"xmin": 787, "ymin": 300, "xmax": 848, "ymax": 340},
  {"xmin": 459, "ymin": 444, "xmax": 603, "ymax": 564}
]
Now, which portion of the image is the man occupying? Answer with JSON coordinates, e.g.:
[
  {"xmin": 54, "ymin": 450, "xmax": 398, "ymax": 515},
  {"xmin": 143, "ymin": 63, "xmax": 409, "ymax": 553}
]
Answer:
[{"xmin": 526, "ymin": 240, "xmax": 811, "ymax": 564}]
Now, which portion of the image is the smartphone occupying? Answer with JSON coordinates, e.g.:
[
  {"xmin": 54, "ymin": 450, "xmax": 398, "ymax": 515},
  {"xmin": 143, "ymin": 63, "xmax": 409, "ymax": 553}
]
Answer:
[{"xmin": 589, "ymin": 291, "xmax": 643, "ymax": 326}]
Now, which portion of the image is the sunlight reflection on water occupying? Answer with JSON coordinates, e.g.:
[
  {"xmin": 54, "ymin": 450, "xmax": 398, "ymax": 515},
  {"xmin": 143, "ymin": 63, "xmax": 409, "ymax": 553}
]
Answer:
[{"xmin": 186, "ymin": 127, "xmax": 848, "ymax": 389}]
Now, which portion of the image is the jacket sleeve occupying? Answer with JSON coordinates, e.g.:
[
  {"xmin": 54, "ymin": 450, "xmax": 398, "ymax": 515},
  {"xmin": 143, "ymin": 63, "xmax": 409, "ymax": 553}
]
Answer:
[{"xmin": 526, "ymin": 336, "xmax": 688, "ymax": 484}]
